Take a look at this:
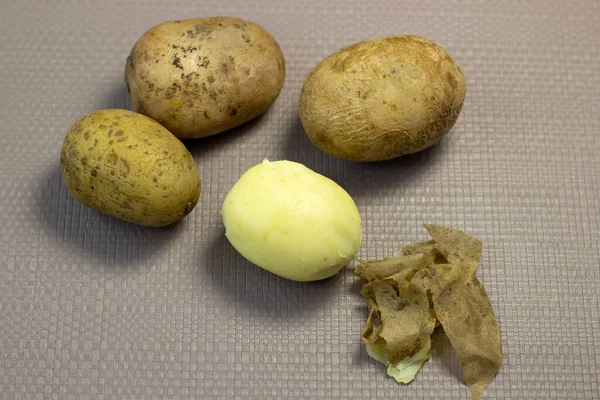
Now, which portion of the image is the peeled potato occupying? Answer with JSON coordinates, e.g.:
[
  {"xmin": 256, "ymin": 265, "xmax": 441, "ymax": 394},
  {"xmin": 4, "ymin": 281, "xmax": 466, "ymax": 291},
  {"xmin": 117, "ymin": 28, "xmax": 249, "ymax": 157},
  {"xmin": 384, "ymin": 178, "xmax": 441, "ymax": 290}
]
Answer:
[{"xmin": 222, "ymin": 159, "xmax": 362, "ymax": 282}]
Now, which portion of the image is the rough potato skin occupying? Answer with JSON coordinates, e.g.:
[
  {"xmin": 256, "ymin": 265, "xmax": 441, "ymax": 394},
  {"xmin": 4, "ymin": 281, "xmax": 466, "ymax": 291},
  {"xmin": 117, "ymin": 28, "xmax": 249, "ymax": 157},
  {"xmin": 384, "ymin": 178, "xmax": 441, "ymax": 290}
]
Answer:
[
  {"xmin": 299, "ymin": 36, "xmax": 466, "ymax": 162},
  {"xmin": 61, "ymin": 109, "xmax": 201, "ymax": 227},
  {"xmin": 125, "ymin": 17, "xmax": 286, "ymax": 139}
]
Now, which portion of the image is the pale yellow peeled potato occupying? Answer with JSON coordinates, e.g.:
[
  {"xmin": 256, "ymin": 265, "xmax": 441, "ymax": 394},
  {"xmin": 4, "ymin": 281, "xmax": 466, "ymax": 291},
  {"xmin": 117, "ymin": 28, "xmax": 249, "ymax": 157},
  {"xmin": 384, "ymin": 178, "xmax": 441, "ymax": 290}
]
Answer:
[{"xmin": 222, "ymin": 160, "xmax": 362, "ymax": 282}]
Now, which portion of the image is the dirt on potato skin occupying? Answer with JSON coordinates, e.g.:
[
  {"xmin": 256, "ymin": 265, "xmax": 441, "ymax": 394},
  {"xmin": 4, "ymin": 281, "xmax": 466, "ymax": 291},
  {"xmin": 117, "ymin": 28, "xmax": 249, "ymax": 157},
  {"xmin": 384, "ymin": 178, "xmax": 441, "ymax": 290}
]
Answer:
[
  {"xmin": 125, "ymin": 17, "xmax": 286, "ymax": 139},
  {"xmin": 61, "ymin": 109, "xmax": 201, "ymax": 227}
]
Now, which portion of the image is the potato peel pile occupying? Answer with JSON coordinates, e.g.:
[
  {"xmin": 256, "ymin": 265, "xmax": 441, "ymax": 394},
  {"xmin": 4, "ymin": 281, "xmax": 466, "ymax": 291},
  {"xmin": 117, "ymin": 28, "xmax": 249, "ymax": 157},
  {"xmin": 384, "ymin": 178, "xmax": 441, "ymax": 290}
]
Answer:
[{"xmin": 356, "ymin": 225, "xmax": 502, "ymax": 399}]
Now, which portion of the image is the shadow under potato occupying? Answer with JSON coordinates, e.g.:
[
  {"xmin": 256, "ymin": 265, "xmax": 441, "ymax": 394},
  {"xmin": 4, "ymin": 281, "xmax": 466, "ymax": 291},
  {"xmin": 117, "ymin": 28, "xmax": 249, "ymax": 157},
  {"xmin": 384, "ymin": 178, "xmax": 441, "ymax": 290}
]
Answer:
[
  {"xmin": 432, "ymin": 326, "xmax": 462, "ymax": 380},
  {"xmin": 180, "ymin": 111, "xmax": 266, "ymax": 159},
  {"xmin": 35, "ymin": 164, "xmax": 182, "ymax": 268},
  {"xmin": 281, "ymin": 115, "xmax": 446, "ymax": 199},
  {"xmin": 202, "ymin": 229, "xmax": 343, "ymax": 319},
  {"xmin": 97, "ymin": 82, "xmax": 131, "ymax": 111}
]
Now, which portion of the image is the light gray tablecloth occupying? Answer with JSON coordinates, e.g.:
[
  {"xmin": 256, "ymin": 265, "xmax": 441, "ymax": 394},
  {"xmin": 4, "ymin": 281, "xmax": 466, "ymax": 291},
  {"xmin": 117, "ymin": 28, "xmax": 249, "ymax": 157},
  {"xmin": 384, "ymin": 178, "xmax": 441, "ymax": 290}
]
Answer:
[{"xmin": 1, "ymin": 0, "xmax": 598, "ymax": 398}]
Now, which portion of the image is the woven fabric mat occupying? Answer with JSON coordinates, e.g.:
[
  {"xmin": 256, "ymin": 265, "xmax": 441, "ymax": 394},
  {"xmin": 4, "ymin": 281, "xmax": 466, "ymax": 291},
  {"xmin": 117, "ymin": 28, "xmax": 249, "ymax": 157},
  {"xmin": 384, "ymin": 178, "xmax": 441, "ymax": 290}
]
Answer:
[{"xmin": 1, "ymin": 0, "xmax": 599, "ymax": 398}]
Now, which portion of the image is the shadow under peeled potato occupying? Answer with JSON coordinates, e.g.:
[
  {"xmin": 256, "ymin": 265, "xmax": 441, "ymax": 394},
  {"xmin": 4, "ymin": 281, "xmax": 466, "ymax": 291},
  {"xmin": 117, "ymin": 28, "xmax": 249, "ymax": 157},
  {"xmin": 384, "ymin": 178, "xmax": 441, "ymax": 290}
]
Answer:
[
  {"xmin": 201, "ymin": 228, "xmax": 343, "ymax": 319},
  {"xmin": 282, "ymin": 114, "xmax": 448, "ymax": 200},
  {"xmin": 35, "ymin": 164, "xmax": 184, "ymax": 269}
]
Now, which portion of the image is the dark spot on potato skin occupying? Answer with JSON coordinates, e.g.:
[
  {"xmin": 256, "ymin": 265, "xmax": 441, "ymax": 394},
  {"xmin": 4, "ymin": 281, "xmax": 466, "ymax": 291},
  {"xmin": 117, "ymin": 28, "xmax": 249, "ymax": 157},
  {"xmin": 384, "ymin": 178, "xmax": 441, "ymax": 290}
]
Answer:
[
  {"xmin": 203, "ymin": 111, "xmax": 209, "ymax": 119},
  {"xmin": 98, "ymin": 124, "xmax": 107, "ymax": 130},
  {"xmin": 172, "ymin": 56, "xmax": 183, "ymax": 70},
  {"xmin": 106, "ymin": 153, "xmax": 119, "ymax": 166},
  {"xmin": 165, "ymin": 87, "xmax": 176, "ymax": 99},
  {"xmin": 91, "ymin": 169, "xmax": 97, "ymax": 177},
  {"xmin": 241, "ymin": 34, "xmax": 252, "ymax": 45},
  {"xmin": 198, "ymin": 56, "xmax": 210, "ymax": 67},
  {"xmin": 230, "ymin": 109, "xmax": 237, "ymax": 116},
  {"xmin": 120, "ymin": 159, "xmax": 130, "ymax": 174},
  {"xmin": 114, "ymin": 129, "xmax": 124, "ymax": 137},
  {"xmin": 206, "ymin": 75, "xmax": 215, "ymax": 84}
]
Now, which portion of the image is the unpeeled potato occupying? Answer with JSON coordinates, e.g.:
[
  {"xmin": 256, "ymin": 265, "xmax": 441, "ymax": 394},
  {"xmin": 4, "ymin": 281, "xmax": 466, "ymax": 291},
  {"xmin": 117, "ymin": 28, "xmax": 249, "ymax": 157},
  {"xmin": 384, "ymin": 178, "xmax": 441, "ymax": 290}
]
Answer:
[
  {"xmin": 299, "ymin": 36, "xmax": 466, "ymax": 162},
  {"xmin": 125, "ymin": 17, "xmax": 285, "ymax": 139},
  {"xmin": 61, "ymin": 109, "xmax": 201, "ymax": 227}
]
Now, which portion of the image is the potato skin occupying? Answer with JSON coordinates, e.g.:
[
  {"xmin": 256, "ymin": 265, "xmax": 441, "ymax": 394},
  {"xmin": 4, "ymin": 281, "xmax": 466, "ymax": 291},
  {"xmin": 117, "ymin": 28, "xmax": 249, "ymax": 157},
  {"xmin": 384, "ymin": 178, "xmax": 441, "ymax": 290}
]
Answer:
[
  {"xmin": 60, "ymin": 109, "xmax": 201, "ymax": 227},
  {"xmin": 125, "ymin": 17, "xmax": 285, "ymax": 139},
  {"xmin": 299, "ymin": 36, "xmax": 466, "ymax": 162}
]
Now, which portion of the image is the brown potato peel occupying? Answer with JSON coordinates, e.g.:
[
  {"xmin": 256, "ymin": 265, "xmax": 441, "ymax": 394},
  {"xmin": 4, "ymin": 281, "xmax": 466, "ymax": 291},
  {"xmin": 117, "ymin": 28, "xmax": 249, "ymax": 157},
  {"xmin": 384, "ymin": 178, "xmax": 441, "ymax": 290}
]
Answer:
[
  {"xmin": 356, "ymin": 225, "xmax": 502, "ymax": 399},
  {"xmin": 401, "ymin": 240, "xmax": 448, "ymax": 265},
  {"xmin": 423, "ymin": 224, "xmax": 483, "ymax": 274},
  {"xmin": 354, "ymin": 253, "xmax": 427, "ymax": 281},
  {"xmin": 360, "ymin": 264, "xmax": 436, "ymax": 364}
]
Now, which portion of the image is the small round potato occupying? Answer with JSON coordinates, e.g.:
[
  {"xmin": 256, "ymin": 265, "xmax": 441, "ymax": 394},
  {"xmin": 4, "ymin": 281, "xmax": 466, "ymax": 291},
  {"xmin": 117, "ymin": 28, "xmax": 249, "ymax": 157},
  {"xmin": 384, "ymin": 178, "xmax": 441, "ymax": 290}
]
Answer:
[
  {"xmin": 299, "ymin": 36, "xmax": 466, "ymax": 162},
  {"xmin": 222, "ymin": 160, "xmax": 362, "ymax": 282},
  {"xmin": 125, "ymin": 17, "xmax": 285, "ymax": 139},
  {"xmin": 61, "ymin": 109, "xmax": 201, "ymax": 227}
]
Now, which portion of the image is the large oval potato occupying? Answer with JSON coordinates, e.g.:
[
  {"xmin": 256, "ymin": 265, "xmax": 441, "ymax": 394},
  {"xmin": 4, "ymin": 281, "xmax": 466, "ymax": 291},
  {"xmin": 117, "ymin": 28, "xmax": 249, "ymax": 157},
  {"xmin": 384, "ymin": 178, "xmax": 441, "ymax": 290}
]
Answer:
[
  {"xmin": 125, "ymin": 17, "xmax": 285, "ymax": 139},
  {"xmin": 61, "ymin": 109, "xmax": 201, "ymax": 227},
  {"xmin": 299, "ymin": 36, "xmax": 466, "ymax": 162}
]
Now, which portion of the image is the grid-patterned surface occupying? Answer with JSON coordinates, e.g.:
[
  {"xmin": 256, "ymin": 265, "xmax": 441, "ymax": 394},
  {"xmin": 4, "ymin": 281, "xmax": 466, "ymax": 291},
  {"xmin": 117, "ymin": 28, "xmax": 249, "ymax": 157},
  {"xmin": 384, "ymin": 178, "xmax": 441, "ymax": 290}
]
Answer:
[{"xmin": 1, "ymin": 0, "xmax": 599, "ymax": 398}]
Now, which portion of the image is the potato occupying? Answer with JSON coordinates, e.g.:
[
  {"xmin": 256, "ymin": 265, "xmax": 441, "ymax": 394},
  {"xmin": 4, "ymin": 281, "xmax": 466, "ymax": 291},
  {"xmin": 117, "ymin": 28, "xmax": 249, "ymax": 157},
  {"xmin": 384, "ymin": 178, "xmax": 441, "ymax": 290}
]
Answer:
[
  {"xmin": 222, "ymin": 159, "xmax": 362, "ymax": 282},
  {"xmin": 125, "ymin": 17, "xmax": 285, "ymax": 139},
  {"xmin": 299, "ymin": 35, "xmax": 466, "ymax": 162},
  {"xmin": 61, "ymin": 109, "xmax": 201, "ymax": 227}
]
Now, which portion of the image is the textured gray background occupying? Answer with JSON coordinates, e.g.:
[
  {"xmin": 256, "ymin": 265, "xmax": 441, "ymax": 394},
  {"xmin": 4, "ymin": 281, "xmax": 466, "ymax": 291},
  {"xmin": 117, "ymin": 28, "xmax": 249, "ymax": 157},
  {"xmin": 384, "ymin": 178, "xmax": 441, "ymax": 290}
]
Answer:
[{"xmin": 1, "ymin": 0, "xmax": 599, "ymax": 398}]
